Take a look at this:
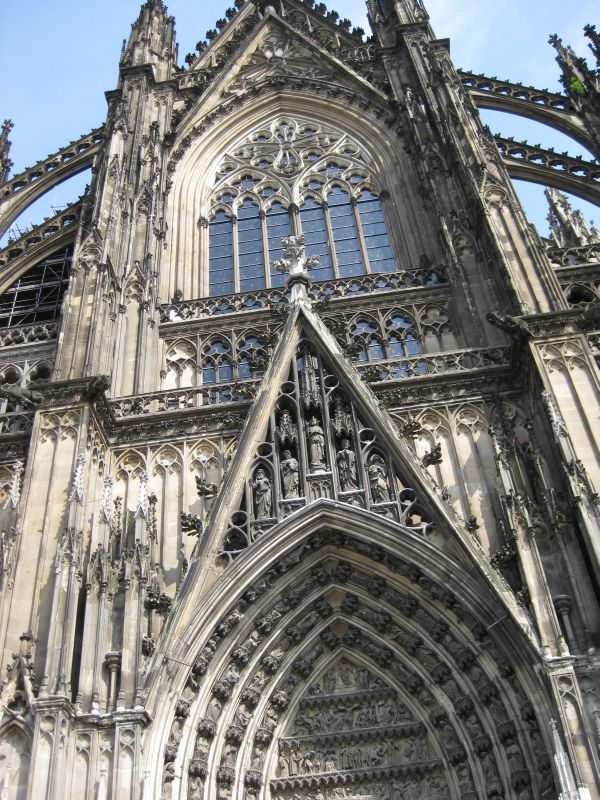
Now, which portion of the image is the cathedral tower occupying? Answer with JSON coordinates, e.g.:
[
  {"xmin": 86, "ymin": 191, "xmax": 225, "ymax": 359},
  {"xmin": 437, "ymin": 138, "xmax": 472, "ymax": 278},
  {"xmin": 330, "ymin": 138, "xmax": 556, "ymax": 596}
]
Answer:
[{"xmin": 0, "ymin": 1, "xmax": 598, "ymax": 799}]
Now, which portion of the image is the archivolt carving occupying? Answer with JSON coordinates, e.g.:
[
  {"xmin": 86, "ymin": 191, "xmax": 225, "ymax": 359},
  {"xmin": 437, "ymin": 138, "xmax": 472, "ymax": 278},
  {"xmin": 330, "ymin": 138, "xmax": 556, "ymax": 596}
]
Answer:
[{"xmin": 156, "ymin": 530, "xmax": 556, "ymax": 800}]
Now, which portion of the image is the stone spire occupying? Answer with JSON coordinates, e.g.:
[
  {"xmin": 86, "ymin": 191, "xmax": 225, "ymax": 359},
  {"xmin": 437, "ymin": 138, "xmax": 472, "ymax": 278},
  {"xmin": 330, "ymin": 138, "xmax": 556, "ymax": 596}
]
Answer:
[
  {"xmin": 549, "ymin": 30, "xmax": 600, "ymax": 157},
  {"xmin": 0, "ymin": 119, "xmax": 13, "ymax": 186},
  {"xmin": 545, "ymin": 187, "xmax": 600, "ymax": 248},
  {"xmin": 120, "ymin": 0, "xmax": 177, "ymax": 82},
  {"xmin": 584, "ymin": 24, "xmax": 600, "ymax": 67},
  {"xmin": 367, "ymin": 0, "xmax": 430, "ymax": 43}
]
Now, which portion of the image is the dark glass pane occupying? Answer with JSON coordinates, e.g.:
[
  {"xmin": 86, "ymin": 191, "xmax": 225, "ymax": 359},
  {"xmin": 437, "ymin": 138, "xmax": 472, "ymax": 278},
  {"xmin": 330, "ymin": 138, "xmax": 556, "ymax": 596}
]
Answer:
[
  {"xmin": 357, "ymin": 193, "xmax": 397, "ymax": 275},
  {"xmin": 210, "ymin": 213, "xmax": 235, "ymax": 297},
  {"xmin": 328, "ymin": 190, "xmax": 366, "ymax": 278},
  {"xmin": 300, "ymin": 201, "xmax": 333, "ymax": 281},
  {"xmin": 237, "ymin": 203, "xmax": 266, "ymax": 290}
]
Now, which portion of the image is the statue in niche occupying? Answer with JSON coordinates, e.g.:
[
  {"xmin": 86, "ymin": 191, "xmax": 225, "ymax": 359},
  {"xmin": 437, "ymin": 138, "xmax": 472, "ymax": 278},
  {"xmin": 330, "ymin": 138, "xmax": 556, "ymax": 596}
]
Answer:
[
  {"xmin": 367, "ymin": 454, "xmax": 391, "ymax": 503},
  {"xmin": 307, "ymin": 416, "xmax": 326, "ymax": 471},
  {"xmin": 338, "ymin": 658, "xmax": 355, "ymax": 687},
  {"xmin": 252, "ymin": 468, "xmax": 272, "ymax": 519},
  {"xmin": 281, "ymin": 450, "xmax": 300, "ymax": 498},
  {"xmin": 300, "ymin": 347, "xmax": 321, "ymax": 408},
  {"xmin": 336, "ymin": 439, "xmax": 358, "ymax": 490},
  {"xmin": 276, "ymin": 409, "xmax": 298, "ymax": 446}
]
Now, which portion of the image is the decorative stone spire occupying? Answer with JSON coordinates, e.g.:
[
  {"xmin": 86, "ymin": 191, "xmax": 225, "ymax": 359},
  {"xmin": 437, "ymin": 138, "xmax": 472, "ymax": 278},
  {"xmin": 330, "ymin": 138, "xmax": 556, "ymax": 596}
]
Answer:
[
  {"xmin": 68, "ymin": 454, "xmax": 86, "ymax": 504},
  {"xmin": 584, "ymin": 24, "xmax": 600, "ymax": 67},
  {"xmin": 549, "ymin": 31, "xmax": 600, "ymax": 156},
  {"xmin": 6, "ymin": 460, "xmax": 23, "ymax": 511},
  {"xmin": 551, "ymin": 719, "xmax": 582, "ymax": 799},
  {"xmin": 0, "ymin": 119, "xmax": 13, "ymax": 186},
  {"xmin": 545, "ymin": 187, "xmax": 600, "ymax": 247},
  {"xmin": 121, "ymin": 0, "xmax": 177, "ymax": 82},
  {"xmin": 273, "ymin": 236, "xmax": 319, "ymax": 305}
]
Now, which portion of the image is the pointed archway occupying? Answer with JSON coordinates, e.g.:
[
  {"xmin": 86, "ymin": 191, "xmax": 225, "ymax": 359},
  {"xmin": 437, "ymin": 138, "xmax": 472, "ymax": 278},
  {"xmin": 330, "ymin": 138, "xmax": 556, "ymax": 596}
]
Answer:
[{"xmin": 144, "ymin": 502, "xmax": 559, "ymax": 800}]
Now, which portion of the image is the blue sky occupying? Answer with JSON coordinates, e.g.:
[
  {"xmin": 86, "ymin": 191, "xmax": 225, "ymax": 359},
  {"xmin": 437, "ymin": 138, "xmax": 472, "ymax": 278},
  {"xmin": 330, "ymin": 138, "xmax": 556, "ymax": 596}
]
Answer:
[{"xmin": 1, "ymin": 0, "xmax": 598, "ymax": 243}]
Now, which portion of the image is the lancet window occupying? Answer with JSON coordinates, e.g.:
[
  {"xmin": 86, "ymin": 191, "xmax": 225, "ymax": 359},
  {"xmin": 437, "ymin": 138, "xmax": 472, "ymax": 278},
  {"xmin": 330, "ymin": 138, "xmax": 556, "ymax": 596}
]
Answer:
[
  {"xmin": 207, "ymin": 118, "xmax": 396, "ymax": 296},
  {"xmin": 0, "ymin": 245, "xmax": 73, "ymax": 328}
]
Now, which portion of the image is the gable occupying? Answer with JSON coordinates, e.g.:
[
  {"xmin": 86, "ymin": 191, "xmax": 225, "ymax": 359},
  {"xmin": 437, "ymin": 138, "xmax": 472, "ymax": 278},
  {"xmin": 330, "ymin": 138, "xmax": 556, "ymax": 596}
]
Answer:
[{"xmin": 176, "ymin": 12, "xmax": 389, "ymax": 128}]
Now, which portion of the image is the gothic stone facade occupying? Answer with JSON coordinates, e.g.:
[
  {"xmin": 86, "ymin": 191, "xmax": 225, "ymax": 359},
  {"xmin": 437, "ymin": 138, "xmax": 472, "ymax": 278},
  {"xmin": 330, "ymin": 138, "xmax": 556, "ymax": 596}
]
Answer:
[{"xmin": 0, "ymin": 1, "xmax": 599, "ymax": 799}]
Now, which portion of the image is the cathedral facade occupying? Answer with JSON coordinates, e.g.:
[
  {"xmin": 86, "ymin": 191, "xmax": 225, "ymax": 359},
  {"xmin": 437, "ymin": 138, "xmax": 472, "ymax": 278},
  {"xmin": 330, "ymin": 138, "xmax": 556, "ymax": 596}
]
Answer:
[{"xmin": 0, "ymin": 1, "xmax": 599, "ymax": 798}]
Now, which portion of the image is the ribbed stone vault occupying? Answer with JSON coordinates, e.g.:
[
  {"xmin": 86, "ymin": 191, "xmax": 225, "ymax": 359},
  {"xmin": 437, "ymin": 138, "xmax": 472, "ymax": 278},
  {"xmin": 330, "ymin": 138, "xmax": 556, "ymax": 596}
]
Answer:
[{"xmin": 155, "ymin": 511, "xmax": 558, "ymax": 800}]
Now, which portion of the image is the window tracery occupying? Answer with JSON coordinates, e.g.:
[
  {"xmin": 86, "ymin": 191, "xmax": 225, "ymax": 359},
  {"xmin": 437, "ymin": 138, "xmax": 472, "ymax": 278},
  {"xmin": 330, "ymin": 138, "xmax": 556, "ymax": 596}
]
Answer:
[
  {"xmin": 207, "ymin": 118, "xmax": 396, "ymax": 296},
  {"xmin": 162, "ymin": 330, "xmax": 274, "ymax": 389},
  {"xmin": 323, "ymin": 303, "xmax": 456, "ymax": 371}
]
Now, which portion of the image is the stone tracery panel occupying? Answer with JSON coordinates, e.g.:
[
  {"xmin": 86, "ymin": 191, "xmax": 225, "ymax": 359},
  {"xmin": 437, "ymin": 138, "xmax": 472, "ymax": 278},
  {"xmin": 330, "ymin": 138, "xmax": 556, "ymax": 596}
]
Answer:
[
  {"xmin": 219, "ymin": 340, "xmax": 430, "ymax": 561},
  {"xmin": 206, "ymin": 116, "xmax": 397, "ymax": 295}
]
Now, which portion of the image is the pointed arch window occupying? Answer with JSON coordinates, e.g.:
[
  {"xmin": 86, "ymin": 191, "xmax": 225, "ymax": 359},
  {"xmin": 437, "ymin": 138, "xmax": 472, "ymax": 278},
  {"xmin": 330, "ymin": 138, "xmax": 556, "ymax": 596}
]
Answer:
[
  {"xmin": 208, "ymin": 117, "xmax": 400, "ymax": 296},
  {"xmin": 357, "ymin": 190, "xmax": 396, "ymax": 274},
  {"xmin": 201, "ymin": 339, "xmax": 233, "ymax": 385},
  {"xmin": 328, "ymin": 186, "xmax": 366, "ymax": 278}
]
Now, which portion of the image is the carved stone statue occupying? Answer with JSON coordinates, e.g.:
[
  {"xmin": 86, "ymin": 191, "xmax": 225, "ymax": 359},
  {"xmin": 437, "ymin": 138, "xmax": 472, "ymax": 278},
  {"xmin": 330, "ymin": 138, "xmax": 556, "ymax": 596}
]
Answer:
[
  {"xmin": 281, "ymin": 450, "xmax": 299, "ymax": 498},
  {"xmin": 336, "ymin": 439, "xmax": 358, "ymax": 490},
  {"xmin": 253, "ymin": 468, "xmax": 272, "ymax": 519},
  {"xmin": 368, "ymin": 454, "xmax": 391, "ymax": 503},
  {"xmin": 276, "ymin": 409, "xmax": 298, "ymax": 446},
  {"xmin": 307, "ymin": 417, "xmax": 326, "ymax": 471}
]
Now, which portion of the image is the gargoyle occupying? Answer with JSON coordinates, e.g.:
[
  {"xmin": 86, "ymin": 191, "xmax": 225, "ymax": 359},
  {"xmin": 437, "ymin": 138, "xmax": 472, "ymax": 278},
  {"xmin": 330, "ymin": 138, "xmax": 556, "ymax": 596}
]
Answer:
[
  {"xmin": 0, "ymin": 383, "xmax": 44, "ymax": 408},
  {"xmin": 422, "ymin": 443, "xmax": 443, "ymax": 468},
  {"xmin": 486, "ymin": 312, "xmax": 532, "ymax": 342},
  {"xmin": 83, "ymin": 375, "xmax": 111, "ymax": 401}
]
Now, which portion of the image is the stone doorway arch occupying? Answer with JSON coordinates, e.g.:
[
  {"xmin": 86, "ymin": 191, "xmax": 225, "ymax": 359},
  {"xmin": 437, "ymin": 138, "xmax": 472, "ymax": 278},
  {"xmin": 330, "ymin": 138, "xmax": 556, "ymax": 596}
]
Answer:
[{"xmin": 144, "ymin": 502, "xmax": 559, "ymax": 800}]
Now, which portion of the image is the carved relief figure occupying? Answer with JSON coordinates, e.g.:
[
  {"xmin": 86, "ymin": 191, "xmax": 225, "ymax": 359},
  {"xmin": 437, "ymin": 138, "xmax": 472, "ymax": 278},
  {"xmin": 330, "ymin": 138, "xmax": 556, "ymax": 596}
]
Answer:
[
  {"xmin": 281, "ymin": 450, "xmax": 300, "ymax": 498},
  {"xmin": 253, "ymin": 468, "xmax": 272, "ymax": 518},
  {"xmin": 307, "ymin": 417, "xmax": 326, "ymax": 471},
  {"xmin": 337, "ymin": 439, "xmax": 358, "ymax": 490},
  {"xmin": 368, "ymin": 454, "xmax": 391, "ymax": 503}
]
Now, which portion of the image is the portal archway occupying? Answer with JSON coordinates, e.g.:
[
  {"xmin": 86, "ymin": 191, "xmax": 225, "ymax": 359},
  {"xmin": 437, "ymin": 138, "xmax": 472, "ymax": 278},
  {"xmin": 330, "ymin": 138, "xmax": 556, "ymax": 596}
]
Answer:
[{"xmin": 144, "ymin": 503, "xmax": 559, "ymax": 800}]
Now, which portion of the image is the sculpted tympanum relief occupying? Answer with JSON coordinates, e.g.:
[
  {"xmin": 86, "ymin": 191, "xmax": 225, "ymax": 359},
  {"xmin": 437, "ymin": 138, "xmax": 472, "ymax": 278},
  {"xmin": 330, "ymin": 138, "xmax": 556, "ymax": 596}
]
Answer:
[{"xmin": 271, "ymin": 656, "xmax": 447, "ymax": 800}]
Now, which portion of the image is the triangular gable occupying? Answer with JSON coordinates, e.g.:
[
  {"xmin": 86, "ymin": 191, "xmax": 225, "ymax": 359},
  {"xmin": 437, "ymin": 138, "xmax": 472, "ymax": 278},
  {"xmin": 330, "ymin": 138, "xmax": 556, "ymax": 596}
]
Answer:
[
  {"xmin": 179, "ymin": 294, "xmax": 537, "ymax": 648},
  {"xmin": 177, "ymin": 10, "xmax": 389, "ymax": 127}
]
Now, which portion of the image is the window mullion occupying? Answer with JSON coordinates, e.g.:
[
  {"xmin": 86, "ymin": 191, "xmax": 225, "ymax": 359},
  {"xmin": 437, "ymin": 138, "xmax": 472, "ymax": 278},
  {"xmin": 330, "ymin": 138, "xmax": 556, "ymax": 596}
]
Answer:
[
  {"xmin": 261, "ymin": 210, "xmax": 270, "ymax": 289},
  {"xmin": 232, "ymin": 215, "xmax": 240, "ymax": 294},
  {"xmin": 353, "ymin": 197, "xmax": 371, "ymax": 275},
  {"xmin": 323, "ymin": 201, "xmax": 340, "ymax": 279},
  {"xmin": 290, "ymin": 203, "xmax": 301, "ymax": 237}
]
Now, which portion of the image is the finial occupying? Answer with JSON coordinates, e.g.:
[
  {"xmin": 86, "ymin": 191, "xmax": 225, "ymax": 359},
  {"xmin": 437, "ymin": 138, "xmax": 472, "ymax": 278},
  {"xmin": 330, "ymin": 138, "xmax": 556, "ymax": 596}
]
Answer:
[{"xmin": 273, "ymin": 236, "xmax": 319, "ymax": 304}]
